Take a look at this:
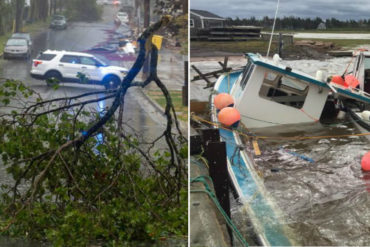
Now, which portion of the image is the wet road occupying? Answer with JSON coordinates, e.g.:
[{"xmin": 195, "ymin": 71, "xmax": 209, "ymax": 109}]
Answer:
[{"xmin": 0, "ymin": 5, "xmax": 169, "ymax": 144}]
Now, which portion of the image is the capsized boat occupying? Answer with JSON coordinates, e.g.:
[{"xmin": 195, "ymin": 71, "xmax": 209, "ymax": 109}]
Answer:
[{"xmin": 210, "ymin": 53, "xmax": 370, "ymax": 246}]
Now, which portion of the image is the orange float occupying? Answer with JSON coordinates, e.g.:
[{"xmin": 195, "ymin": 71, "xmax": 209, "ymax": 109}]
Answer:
[
  {"xmin": 361, "ymin": 151, "xmax": 370, "ymax": 172},
  {"xmin": 218, "ymin": 107, "xmax": 241, "ymax": 127},
  {"xmin": 214, "ymin": 93, "xmax": 234, "ymax": 110}
]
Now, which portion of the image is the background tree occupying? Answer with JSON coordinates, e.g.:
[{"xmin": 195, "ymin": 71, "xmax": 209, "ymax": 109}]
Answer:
[
  {"xmin": 225, "ymin": 15, "xmax": 370, "ymax": 30},
  {"xmin": 14, "ymin": 0, "xmax": 25, "ymax": 32}
]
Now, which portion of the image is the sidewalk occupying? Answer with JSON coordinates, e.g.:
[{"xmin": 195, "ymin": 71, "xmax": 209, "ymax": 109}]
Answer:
[
  {"xmin": 142, "ymin": 45, "xmax": 188, "ymax": 126},
  {"xmin": 150, "ymin": 47, "xmax": 186, "ymax": 91}
]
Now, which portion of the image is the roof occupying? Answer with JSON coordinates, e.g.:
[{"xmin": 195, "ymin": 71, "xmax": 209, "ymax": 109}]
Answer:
[
  {"xmin": 190, "ymin": 9, "xmax": 225, "ymax": 20},
  {"xmin": 43, "ymin": 50, "xmax": 94, "ymax": 57}
]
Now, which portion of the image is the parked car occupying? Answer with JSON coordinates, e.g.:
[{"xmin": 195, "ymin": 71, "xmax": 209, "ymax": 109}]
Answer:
[
  {"xmin": 50, "ymin": 15, "xmax": 67, "ymax": 30},
  {"xmin": 3, "ymin": 38, "xmax": 31, "ymax": 59},
  {"xmin": 11, "ymin": 33, "xmax": 32, "ymax": 50},
  {"xmin": 115, "ymin": 11, "xmax": 129, "ymax": 25},
  {"xmin": 118, "ymin": 40, "xmax": 135, "ymax": 54},
  {"xmin": 30, "ymin": 50, "xmax": 128, "ymax": 89}
]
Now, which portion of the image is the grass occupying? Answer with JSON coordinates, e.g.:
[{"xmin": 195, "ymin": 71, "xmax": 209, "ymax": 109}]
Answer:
[
  {"xmin": 146, "ymin": 90, "xmax": 188, "ymax": 122},
  {"xmin": 191, "ymin": 37, "xmax": 370, "ymax": 55},
  {"xmin": 0, "ymin": 19, "xmax": 50, "ymax": 55}
]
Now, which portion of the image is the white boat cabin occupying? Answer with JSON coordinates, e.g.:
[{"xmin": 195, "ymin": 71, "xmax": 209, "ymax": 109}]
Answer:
[
  {"xmin": 218, "ymin": 53, "xmax": 370, "ymax": 129},
  {"xmin": 228, "ymin": 54, "xmax": 330, "ymax": 128}
]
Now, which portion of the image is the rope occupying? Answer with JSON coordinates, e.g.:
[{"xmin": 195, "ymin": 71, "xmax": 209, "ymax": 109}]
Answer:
[
  {"xmin": 343, "ymin": 48, "xmax": 368, "ymax": 76},
  {"xmin": 299, "ymin": 108, "xmax": 319, "ymax": 122},
  {"xmin": 191, "ymin": 113, "xmax": 370, "ymax": 141},
  {"xmin": 190, "ymin": 174, "xmax": 249, "ymax": 247}
]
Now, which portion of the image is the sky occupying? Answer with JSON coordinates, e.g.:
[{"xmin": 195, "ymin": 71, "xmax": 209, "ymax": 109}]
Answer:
[{"xmin": 190, "ymin": 0, "xmax": 370, "ymax": 20}]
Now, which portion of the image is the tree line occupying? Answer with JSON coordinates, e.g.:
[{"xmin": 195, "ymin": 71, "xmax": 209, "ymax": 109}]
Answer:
[
  {"xmin": 225, "ymin": 16, "xmax": 370, "ymax": 30},
  {"xmin": 0, "ymin": 0, "xmax": 101, "ymax": 34}
]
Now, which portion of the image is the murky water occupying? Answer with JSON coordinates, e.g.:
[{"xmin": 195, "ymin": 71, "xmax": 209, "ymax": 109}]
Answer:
[
  {"xmin": 251, "ymin": 121, "xmax": 370, "ymax": 245},
  {"xmin": 191, "ymin": 56, "xmax": 370, "ymax": 245}
]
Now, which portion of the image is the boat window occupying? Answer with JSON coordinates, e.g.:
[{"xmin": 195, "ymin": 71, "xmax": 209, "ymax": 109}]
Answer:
[
  {"xmin": 365, "ymin": 57, "xmax": 370, "ymax": 70},
  {"xmin": 190, "ymin": 19, "xmax": 194, "ymax": 28},
  {"xmin": 240, "ymin": 60, "xmax": 254, "ymax": 90},
  {"xmin": 259, "ymin": 70, "xmax": 309, "ymax": 109}
]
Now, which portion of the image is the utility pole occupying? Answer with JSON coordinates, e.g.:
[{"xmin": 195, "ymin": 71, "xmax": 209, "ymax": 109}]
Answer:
[
  {"xmin": 182, "ymin": 0, "xmax": 188, "ymax": 14},
  {"xmin": 142, "ymin": 0, "xmax": 150, "ymax": 79},
  {"xmin": 144, "ymin": 0, "xmax": 150, "ymax": 27}
]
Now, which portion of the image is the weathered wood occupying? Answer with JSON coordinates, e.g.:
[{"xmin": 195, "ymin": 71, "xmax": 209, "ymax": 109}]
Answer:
[
  {"xmin": 201, "ymin": 128, "xmax": 220, "ymax": 146},
  {"xmin": 190, "ymin": 100, "xmax": 208, "ymax": 115},
  {"xmin": 192, "ymin": 68, "xmax": 232, "ymax": 81},
  {"xmin": 328, "ymin": 51, "xmax": 353, "ymax": 57},
  {"xmin": 183, "ymin": 61, "xmax": 188, "ymax": 106},
  {"xmin": 190, "ymin": 135, "xmax": 202, "ymax": 155},
  {"xmin": 218, "ymin": 56, "xmax": 228, "ymax": 71},
  {"xmin": 191, "ymin": 65, "xmax": 213, "ymax": 86},
  {"xmin": 206, "ymin": 141, "xmax": 232, "ymax": 242}
]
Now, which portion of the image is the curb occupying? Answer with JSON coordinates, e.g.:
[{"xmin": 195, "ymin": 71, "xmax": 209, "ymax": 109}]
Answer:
[
  {"xmin": 139, "ymin": 88, "xmax": 165, "ymax": 114},
  {"xmin": 139, "ymin": 88, "xmax": 188, "ymax": 132}
]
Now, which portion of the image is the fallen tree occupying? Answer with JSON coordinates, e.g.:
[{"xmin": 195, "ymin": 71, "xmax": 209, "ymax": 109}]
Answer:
[{"xmin": 0, "ymin": 16, "xmax": 187, "ymax": 246}]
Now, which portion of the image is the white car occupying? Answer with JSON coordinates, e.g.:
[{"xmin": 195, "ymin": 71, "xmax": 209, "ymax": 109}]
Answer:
[
  {"xmin": 3, "ymin": 38, "xmax": 31, "ymax": 59},
  {"xmin": 115, "ymin": 11, "xmax": 129, "ymax": 24},
  {"xmin": 30, "ymin": 50, "xmax": 128, "ymax": 89}
]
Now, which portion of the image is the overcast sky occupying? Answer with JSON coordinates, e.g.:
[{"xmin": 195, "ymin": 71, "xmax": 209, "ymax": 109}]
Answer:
[{"xmin": 191, "ymin": 0, "xmax": 370, "ymax": 20}]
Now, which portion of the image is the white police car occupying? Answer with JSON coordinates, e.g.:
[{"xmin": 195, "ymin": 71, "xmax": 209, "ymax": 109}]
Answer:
[{"xmin": 30, "ymin": 50, "xmax": 128, "ymax": 89}]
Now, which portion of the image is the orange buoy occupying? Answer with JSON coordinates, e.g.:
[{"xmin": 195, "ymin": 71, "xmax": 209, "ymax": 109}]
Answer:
[
  {"xmin": 218, "ymin": 107, "xmax": 241, "ymax": 127},
  {"xmin": 344, "ymin": 74, "xmax": 360, "ymax": 88},
  {"xmin": 214, "ymin": 93, "xmax": 234, "ymax": 110},
  {"xmin": 362, "ymin": 152, "xmax": 370, "ymax": 171},
  {"xmin": 331, "ymin": 75, "xmax": 346, "ymax": 87}
]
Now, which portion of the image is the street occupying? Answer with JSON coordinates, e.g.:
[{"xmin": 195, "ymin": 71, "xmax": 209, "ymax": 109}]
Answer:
[{"xmin": 0, "ymin": 5, "xmax": 184, "ymax": 144}]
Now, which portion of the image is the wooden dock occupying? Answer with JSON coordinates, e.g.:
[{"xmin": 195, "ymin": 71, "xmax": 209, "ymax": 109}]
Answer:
[
  {"xmin": 191, "ymin": 26, "xmax": 262, "ymax": 41},
  {"xmin": 328, "ymin": 51, "xmax": 353, "ymax": 57}
]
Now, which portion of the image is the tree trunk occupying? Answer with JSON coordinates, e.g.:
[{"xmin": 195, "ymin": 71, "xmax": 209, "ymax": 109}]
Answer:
[
  {"xmin": 40, "ymin": 0, "xmax": 49, "ymax": 22},
  {"xmin": 58, "ymin": 0, "xmax": 63, "ymax": 12},
  {"xmin": 30, "ymin": 0, "xmax": 39, "ymax": 22},
  {"xmin": 53, "ymin": 0, "xmax": 57, "ymax": 14},
  {"xmin": 15, "ymin": 0, "xmax": 25, "ymax": 32}
]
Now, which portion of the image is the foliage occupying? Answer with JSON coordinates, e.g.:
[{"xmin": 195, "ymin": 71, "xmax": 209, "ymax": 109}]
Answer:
[
  {"xmin": 0, "ymin": 0, "xmax": 15, "ymax": 35},
  {"xmin": 226, "ymin": 16, "xmax": 370, "ymax": 31},
  {"xmin": 0, "ymin": 78, "xmax": 187, "ymax": 246},
  {"xmin": 0, "ymin": 17, "xmax": 187, "ymax": 246},
  {"xmin": 154, "ymin": 0, "xmax": 186, "ymax": 16},
  {"xmin": 154, "ymin": 0, "xmax": 187, "ymax": 54},
  {"xmin": 65, "ymin": 0, "xmax": 102, "ymax": 21}
]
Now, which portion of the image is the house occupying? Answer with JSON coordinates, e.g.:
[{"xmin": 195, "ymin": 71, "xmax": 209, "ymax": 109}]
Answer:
[
  {"xmin": 190, "ymin": 9, "xmax": 225, "ymax": 29},
  {"xmin": 317, "ymin": 22, "xmax": 326, "ymax": 30}
]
